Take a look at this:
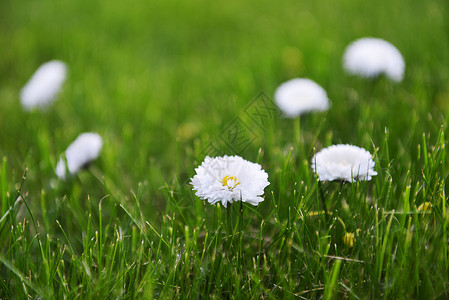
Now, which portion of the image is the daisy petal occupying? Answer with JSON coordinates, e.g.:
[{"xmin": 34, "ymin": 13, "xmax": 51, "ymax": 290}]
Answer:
[{"xmin": 190, "ymin": 155, "xmax": 270, "ymax": 207}]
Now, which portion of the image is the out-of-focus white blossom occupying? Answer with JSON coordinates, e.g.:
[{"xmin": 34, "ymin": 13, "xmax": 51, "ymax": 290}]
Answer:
[
  {"xmin": 343, "ymin": 38, "xmax": 405, "ymax": 82},
  {"xmin": 56, "ymin": 133, "xmax": 103, "ymax": 179},
  {"xmin": 274, "ymin": 78, "xmax": 330, "ymax": 118},
  {"xmin": 20, "ymin": 60, "xmax": 67, "ymax": 110}
]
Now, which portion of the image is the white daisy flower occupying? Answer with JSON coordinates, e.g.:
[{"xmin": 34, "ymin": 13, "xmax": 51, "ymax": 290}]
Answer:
[
  {"xmin": 274, "ymin": 78, "xmax": 330, "ymax": 118},
  {"xmin": 311, "ymin": 144, "xmax": 377, "ymax": 182},
  {"xmin": 56, "ymin": 132, "xmax": 103, "ymax": 179},
  {"xmin": 20, "ymin": 60, "xmax": 67, "ymax": 110},
  {"xmin": 190, "ymin": 155, "xmax": 270, "ymax": 207},
  {"xmin": 343, "ymin": 38, "xmax": 405, "ymax": 82}
]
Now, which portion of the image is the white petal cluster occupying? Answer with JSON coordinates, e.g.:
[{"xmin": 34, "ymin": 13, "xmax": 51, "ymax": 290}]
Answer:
[
  {"xmin": 20, "ymin": 60, "xmax": 67, "ymax": 110},
  {"xmin": 343, "ymin": 38, "xmax": 405, "ymax": 82},
  {"xmin": 311, "ymin": 144, "xmax": 377, "ymax": 182},
  {"xmin": 274, "ymin": 78, "xmax": 330, "ymax": 118},
  {"xmin": 190, "ymin": 155, "xmax": 269, "ymax": 207},
  {"xmin": 56, "ymin": 133, "xmax": 103, "ymax": 179}
]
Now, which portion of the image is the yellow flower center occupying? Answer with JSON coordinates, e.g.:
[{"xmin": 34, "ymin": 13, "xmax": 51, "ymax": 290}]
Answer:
[{"xmin": 221, "ymin": 175, "xmax": 240, "ymax": 190}]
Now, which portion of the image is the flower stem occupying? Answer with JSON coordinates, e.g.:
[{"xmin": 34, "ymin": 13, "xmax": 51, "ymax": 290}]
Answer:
[
  {"xmin": 318, "ymin": 180, "xmax": 329, "ymax": 225},
  {"xmin": 294, "ymin": 117, "xmax": 301, "ymax": 150},
  {"xmin": 239, "ymin": 199, "xmax": 243, "ymax": 272},
  {"xmin": 226, "ymin": 204, "xmax": 232, "ymax": 254}
]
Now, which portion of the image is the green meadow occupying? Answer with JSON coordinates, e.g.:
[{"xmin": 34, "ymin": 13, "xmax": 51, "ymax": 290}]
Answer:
[{"xmin": 1, "ymin": 0, "xmax": 449, "ymax": 298}]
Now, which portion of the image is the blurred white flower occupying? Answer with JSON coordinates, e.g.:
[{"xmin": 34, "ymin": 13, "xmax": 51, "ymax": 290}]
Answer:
[
  {"xmin": 311, "ymin": 144, "xmax": 377, "ymax": 182},
  {"xmin": 56, "ymin": 133, "xmax": 103, "ymax": 179},
  {"xmin": 343, "ymin": 38, "xmax": 405, "ymax": 82},
  {"xmin": 190, "ymin": 155, "xmax": 269, "ymax": 207},
  {"xmin": 274, "ymin": 78, "xmax": 330, "ymax": 118},
  {"xmin": 20, "ymin": 60, "xmax": 67, "ymax": 110}
]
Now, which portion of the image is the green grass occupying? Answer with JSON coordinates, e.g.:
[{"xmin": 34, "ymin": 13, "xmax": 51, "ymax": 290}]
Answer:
[{"xmin": 1, "ymin": 0, "xmax": 449, "ymax": 298}]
